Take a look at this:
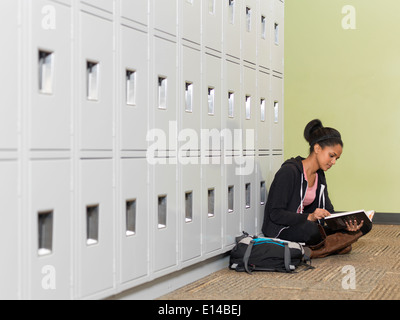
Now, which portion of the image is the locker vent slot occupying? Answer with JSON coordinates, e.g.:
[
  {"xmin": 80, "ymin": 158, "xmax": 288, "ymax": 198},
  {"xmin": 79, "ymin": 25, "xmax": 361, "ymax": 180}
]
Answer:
[
  {"xmin": 274, "ymin": 101, "xmax": 279, "ymax": 123},
  {"xmin": 158, "ymin": 76, "xmax": 168, "ymax": 110},
  {"xmin": 38, "ymin": 50, "xmax": 54, "ymax": 94},
  {"xmin": 246, "ymin": 7, "xmax": 252, "ymax": 32},
  {"xmin": 185, "ymin": 82, "xmax": 194, "ymax": 113},
  {"xmin": 185, "ymin": 191, "xmax": 193, "ymax": 223},
  {"xmin": 228, "ymin": 186, "xmax": 234, "ymax": 213},
  {"xmin": 245, "ymin": 95, "xmax": 251, "ymax": 120},
  {"xmin": 126, "ymin": 69, "xmax": 137, "ymax": 106},
  {"xmin": 245, "ymin": 183, "xmax": 251, "ymax": 209},
  {"xmin": 87, "ymin": 61, "xmax": 100, "ymax": 101},
  {"xmin": 208, "ymin": 87, "xmax": 215, "ymax": 115},
  {"xmin": 261, "ymin": 15, "xmax": 267, "ymax": 39},
  {"xmin": 38, "ymin": 210, "xmax": 53, "ymax": 256},
  {"xmin": 260, "ymin": 181, "xmax": 267, "ymax": 205},
  {"xmin": 228, "ymin": 91, "xmax": 235, "ymax": 118},
  {"xmin": 260, "ymin": 98, "xmax": 266, "ymax": 122},
  {"xmin": 126, "ymin": 199, "xmax": 137, "ymax": 236},
  {"xmin": 208, "ymin": 188, "xmax": 215, "ymax": 218},
  {"xmin": 229, "ymin": 0, "xmax": 235, "ymax": 24},
  {"xmin": 158, "ymin": 195, "xmax": 167, "ymax": 229},
  {"xmin": 274, "ymin": 23, "xmax": 279, "ymax": 45},
  {"xmin": 86, "ymin": 205, "xmax": 99, "ymax": 245}
]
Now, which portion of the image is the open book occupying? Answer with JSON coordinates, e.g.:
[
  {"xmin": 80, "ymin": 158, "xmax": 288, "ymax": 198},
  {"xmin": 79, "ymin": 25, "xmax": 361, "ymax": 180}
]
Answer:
[{"xmin": 324, "ymin": 210, "xmax": 374, "ymax": 231}]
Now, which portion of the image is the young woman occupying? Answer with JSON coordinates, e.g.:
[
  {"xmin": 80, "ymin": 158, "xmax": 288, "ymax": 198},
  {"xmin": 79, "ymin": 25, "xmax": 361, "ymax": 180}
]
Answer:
[{"xmin": 261, "ymin": 119, "xmax": 371, "ymax": 258}]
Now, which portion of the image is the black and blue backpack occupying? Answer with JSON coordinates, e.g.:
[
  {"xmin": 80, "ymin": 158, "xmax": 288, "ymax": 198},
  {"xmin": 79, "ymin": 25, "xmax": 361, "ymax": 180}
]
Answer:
[{"xmin": 229, "ymin": 232, "xmax": 313, "ymax": 274}]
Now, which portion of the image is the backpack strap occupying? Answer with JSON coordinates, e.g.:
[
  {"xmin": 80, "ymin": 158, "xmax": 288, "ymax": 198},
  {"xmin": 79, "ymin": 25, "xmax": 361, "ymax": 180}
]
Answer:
[
  {"xmin": 284, "ymin": 243, "xmax": 293, "ymax": 272},
  {"xmin": 243, "ymin": 240, "xmax": 255, "ymax": 274}
]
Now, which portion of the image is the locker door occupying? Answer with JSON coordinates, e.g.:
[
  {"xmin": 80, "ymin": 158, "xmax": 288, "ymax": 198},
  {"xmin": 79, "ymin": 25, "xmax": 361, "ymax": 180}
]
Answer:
[
  {"xmin": 120, "ymin": 26, "xmax": 149, "ymax": 151},
  {"xmin": 29, "ymin": 160, "xmax": 71, "ymax": 300},
  {"xmin": 271, "ymin": 76, "xmax": 283, "ymax": 151},
  {"xmin": 0, "ymin": 161, "xmax": 19, "ymax": 299},
  {"xmin": 257, "ymin": 70, "xmax": 271, "ymax": 152},
  {"xmin": 224, "ymin": 0, "xmax": 241, "ymax": 59},
  {"xmin": 181, "ymin": 162, "xmax": 201, "ymax": 263},
  {"xmin": 0, "ymin": 0, "xmax": 18, "ymax": 150},
  {"xmin": 79, "ymin": 159, "xmax": 114, "ymax": 298},
  {"xmin": 120, "ymin": 158, "xmax": 149, "ymax": 285},
  {"xmin": 154, "ymin": 0, "xmax": 177, "ymax": 36},
  {"xmin": 182, "ymin": 0, "xmax": 201, "ymax": 45},
  {"xmin": 258, "ymin": 0, "xmax": 272, "ymax": 69},
  {"xmin": 30, "ymin": 0, "xmax": 72, "ymax": 150},
  {"xmin": 204, "ymin": 0, "xmax": 223, "ymax": 52},
  {"xmin": 120, "ymin": 0, "xmax": 148, "ymax": 25},
  {"xmin": 242, "ymin": 0, "xmax": 257, "ymax": 64},
  {"xmin": 271, "ymin": 0, "xmax": 284, "ymax": 73},
  {"xmin": 256, "ymin": 155, "xmax": 270, "ymax": 235},
  {"xmin": 80, "ymin": 12, "xmax": 114, "ymax": 151}
]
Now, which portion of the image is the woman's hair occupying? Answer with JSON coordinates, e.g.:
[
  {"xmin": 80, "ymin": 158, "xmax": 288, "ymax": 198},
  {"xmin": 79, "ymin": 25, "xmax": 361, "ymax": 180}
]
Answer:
[{"xmin": 304, "ymin": 119, "xmax": 343, "ymax": 154}]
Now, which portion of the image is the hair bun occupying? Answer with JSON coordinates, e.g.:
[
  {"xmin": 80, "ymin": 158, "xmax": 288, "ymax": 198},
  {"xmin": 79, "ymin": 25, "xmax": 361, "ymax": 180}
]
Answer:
[{"xmin": 304, "ymin": 119, "xmax": 323, "ymax": 144}]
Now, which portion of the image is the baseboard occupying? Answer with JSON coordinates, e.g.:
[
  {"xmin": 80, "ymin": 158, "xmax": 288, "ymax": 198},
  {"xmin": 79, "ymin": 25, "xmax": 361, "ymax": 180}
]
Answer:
[{"xmin": 374, "ymin": 212, "xmax": 400, "ymax": 225}]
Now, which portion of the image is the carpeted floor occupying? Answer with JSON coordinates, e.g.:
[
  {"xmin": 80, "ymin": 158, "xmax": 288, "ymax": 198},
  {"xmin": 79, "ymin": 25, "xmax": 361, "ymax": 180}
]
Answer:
[{"xmin": 159, "ymin": 225, "xmax": 400, "ymax": 300}]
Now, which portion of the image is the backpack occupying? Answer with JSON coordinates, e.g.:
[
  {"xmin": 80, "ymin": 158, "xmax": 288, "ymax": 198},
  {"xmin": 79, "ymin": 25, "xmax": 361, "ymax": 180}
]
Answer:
[{"xmin": 229, "ymin": 232, "xmax": 313, "ymax": 274}]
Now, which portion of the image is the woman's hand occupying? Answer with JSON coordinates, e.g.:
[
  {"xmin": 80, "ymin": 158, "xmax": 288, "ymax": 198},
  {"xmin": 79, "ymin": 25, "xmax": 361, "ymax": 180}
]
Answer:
[
  {"xmin": 345, "ymin": 219, "xmax": 364, "ymax": 232},
  {"xmin": 307, "ymin": 208, "xmax": 331, "ymax": 222}
]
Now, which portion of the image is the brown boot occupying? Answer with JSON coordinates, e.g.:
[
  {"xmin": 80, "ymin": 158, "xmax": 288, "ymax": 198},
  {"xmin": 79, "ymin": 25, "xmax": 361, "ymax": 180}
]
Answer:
[{"xmin": 310, "ymin": 231, "xmax": 362, "ymax": 259}]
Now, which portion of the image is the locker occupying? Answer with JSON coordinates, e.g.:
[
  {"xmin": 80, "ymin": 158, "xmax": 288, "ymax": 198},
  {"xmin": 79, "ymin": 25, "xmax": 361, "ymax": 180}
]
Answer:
[
  {"xmin": 202, "ymin": 161, "xmax": 223, "ymax": 254},
  {"xmin": 271, "ymin": 0, "xmax": 284, "ymax": 73},
  {"xmin": 29, "ymin": 160, "xmax": 71, "ymax": 300},
  {"xmin": 0, "ymin": 0, "xmax": 18, "ymax": 150},
  {"xmin": 224, "ymin": 0, "xmax": 241, "ymax": 59},
  {"xmin": 154, "ymin": 0, "xmax": 177, "ymax": 36},
  {"xmin": 204, "ymin": 0, "xmax": 223, "ymax": 52},
  {"xmin": 271, "ymin": 153, "xmax": 284, "ymax": 185},
  {"xmin": 153, "ymin": 37, "xmax": 177, "ymax": 142},
  {"xmin": 30, "ymin": 0, "xmax": 72, "ymax": 150},
  {"xmin": 120, "ymin": 158, "xmax": 149, "ymax": 285},
  {"xmin": 242, "ymin": 156, "xmax": 257, "ymax": 234},
  {"xmin": 153, "ymin": 162, "xmax": 178, "ymax": 274},
  {"xmin": 181, "ymin": 0, "xmax": 201, "ymax": 45},
  {"xmin": 181, "ymin": 161, "xmax": 201, "ymax": 263},
  {"xmin": 271, "ymin": 76, "xmax": 284, "ymax": 151},
  {"xmin": 120, "ymin": 0, "xmax": 148, "ymax": 25},
  {"xmin": 79, "ymin": 159, "xmax": 114, "ymax": 298},
  {"xmin": 181, "ymin": 46, "xmax": 201, "ymax": 140},
  {"xmin": 257, "ymin": 70, "xmax": 271, "ymax": 151},
  {"xmin": 243, "ymin": 66, "xmax": 256, "ymax": 152},
  {"xmin": 120, "ymin": 26, "xmax": 149, "ymax": 151},
  {"xmin": 81, "ymin": 0, "xmax": 114, "ymax": 13},
  {"xmin": 80, "ymin": 12, "xmax": 114, "ymax": 151},
  {"xmin": 256, "ymin": 155, "xmax": 270, "ymax": 235},
  {"xmin": 242, "ymin": 0, "xmax": 257, "ymax": 64},
  {"xmin": 0, "ymin": 161, "xmax": 19, "ymax": 299},
  {"xmin": 258, "ymin": 0, "xmax": 272, "ymax": 69}
]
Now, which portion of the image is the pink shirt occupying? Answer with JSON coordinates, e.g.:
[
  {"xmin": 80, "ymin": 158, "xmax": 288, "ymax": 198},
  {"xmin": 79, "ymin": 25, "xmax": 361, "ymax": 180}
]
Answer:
[{"xmin": 303, "ymin": 167, "xmax": 318, "ymax": 207}]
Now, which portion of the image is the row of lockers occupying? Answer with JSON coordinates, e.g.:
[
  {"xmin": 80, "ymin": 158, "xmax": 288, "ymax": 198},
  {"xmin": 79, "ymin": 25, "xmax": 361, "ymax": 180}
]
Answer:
[
  {"xmin": 1, "ymin": 154, "xmax": 283, "ymax": 299},
  {"xmin": 0, "ymin": 0, "xmax": 283, "ymax": 153}
]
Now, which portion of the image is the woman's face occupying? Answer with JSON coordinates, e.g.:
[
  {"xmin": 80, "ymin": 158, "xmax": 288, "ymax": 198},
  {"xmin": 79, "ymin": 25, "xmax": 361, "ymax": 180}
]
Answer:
[{"xmin": 315, "ymin": 144, "xmax": 343, "ymax": 171}]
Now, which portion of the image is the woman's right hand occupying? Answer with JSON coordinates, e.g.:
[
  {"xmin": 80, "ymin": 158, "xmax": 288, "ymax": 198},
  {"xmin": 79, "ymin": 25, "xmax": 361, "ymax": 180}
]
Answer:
[{"xmin": 308, "ymin": 208, "xmax": 331, "ymax": 222}]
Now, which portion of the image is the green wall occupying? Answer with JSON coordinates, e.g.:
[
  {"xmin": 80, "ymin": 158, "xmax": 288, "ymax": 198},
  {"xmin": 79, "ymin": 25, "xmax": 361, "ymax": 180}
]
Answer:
[{"xmin": 284, "ymin": 0, "xmax": 400, "ymax": 213}]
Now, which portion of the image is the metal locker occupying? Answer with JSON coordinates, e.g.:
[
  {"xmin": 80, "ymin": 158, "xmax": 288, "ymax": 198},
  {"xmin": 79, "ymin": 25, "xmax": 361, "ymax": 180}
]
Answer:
[
  {"xmin": 203, "ymin": 0, "xmax": 223, "ymax": 52},
  {"xmin": 29, "ymin": 160, "xmax": 71, "ymax": 300},
  {"xmin": 243, "ymin": 66, "xmax": 257, "ymax": 153},
  {"xmin": 153, "ymin": 37, "xmax": 177, "ymax": 140},
  {"xmin": 0, "ymin": 0, "xmax": 19, "ymax": 150},
  {"xmin": 80, "ymin": 0, "xmax": 114, "ymax": 13},
  {"xmin": 30, "ymin": 0, "xmax": 72, "ymax": 150},
  {"xmin": 153, "ymin": 162, "xmax": 178, "ymax": 275},
  {"xmin": 181, "ymin": 0, "xmax": 201, "ymax": 45},
  {"xmin": 257, "ymin": 70, "xmax": 271, "ymax": 152},
  {"xmin": 202, "ymin": 161, "xmax": 223, "ymax": 255},
  {"xmin": 79, "ymin": 159, "xmax": 114, "ymax": 298},
  {"xmin": 0, "ymin": 161, "xmax": 19, "ymax": 299},
  {"xmin": 120, "ymin": 0, "xmax": 149, "ymax": 25},
  {"xmin": 120, "ymin": 158, "xmax": 149, "ymax": 286},
  {"xmin": 181, "ymin": 161, "xmax": 201, "ymax": 264},
  {"xmin": 258, "ymin": 0, "xmax": 272, "ymax": 69},
  {"xmin": 154, "ymin": 0, "xmax": 178, "ymax": 36},
  {"xmin": 242, "ymin": 0, "xmax": 257, "ymax": 64},
  {"xmin": 224, "ymin": 0, "xmax": 241, "ymax": 59},
  {"xmin": 256, "ymin": 155, "xmax": 270, "ymax": 235},
  {"xmin": 271, "ymin": 0, "xmax": 284, "ymax": 74},
  {"xmin": 271, "ymin": 75, "xmax": 283, "ymax": 151},
  {"xmin": 79, "ymin": 12, "xmax": 114, "ymax": 151},
  {"xmin": 120, "ymin": 26, "xmax": 149, "ymax": 151}
]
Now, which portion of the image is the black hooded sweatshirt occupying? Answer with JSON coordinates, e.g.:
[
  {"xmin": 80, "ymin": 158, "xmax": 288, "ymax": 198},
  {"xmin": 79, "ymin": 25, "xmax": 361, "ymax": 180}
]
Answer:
[{"xmin": 262, "ymin": 156, "xmax": 335, "ymax": 238}]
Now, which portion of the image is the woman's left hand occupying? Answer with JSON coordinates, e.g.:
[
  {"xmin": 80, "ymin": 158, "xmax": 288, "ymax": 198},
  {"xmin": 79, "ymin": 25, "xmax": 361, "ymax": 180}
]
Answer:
[{"xmin": 345, "ymin": 219, "xmax": 364, "ymax": 232}]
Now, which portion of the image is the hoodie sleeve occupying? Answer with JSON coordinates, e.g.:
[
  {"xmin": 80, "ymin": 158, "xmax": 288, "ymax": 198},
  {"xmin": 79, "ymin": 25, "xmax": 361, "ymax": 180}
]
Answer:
[{"xmin": 267, "ymin": 165, "xmax": 309, "ymax": 226}]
